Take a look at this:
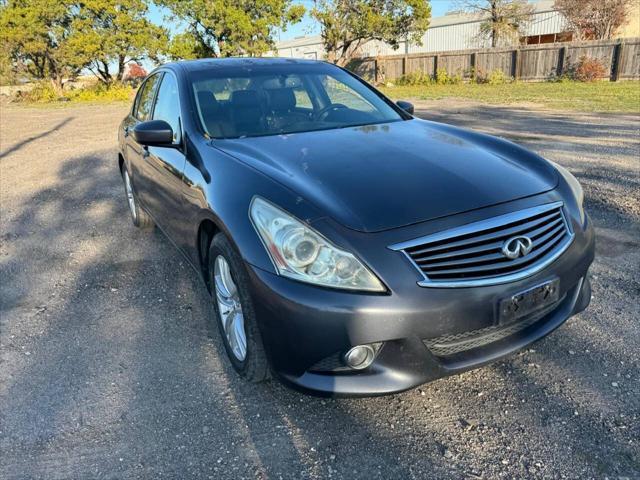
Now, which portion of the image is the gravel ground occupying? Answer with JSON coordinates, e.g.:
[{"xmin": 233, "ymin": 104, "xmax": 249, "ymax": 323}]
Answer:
[{"xmin": 1, "ymin": 99, "xmax": 638, "ymax": 479}]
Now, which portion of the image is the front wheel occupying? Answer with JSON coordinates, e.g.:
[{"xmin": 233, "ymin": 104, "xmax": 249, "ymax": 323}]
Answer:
[{"xmin": 208, "ymin": 233, "xmax": 270, "ymax": 382}]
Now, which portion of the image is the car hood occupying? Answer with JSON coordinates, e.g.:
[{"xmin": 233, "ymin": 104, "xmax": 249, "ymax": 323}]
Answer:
[{"xmin": 212, "ymin": 119, "xmax": 558, "ymax": 233}]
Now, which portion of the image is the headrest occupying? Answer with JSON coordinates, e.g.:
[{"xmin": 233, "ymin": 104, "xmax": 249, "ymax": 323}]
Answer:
[
  {"xmin": 230, "ymin": 89, "xmax": 259, "ymax": 108},
  {"xmin": 196, "ymin": 90, "xmax": 219, "ymax": 112},
  {"xmin": 267, "ymin": 88, "xmax": 296, "ymax": 112}
]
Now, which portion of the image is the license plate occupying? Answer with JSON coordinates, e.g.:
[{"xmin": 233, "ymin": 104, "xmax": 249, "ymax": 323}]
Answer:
[{"xmin": 499, "ymin": 279, "xmax": 560, "ymax": 324}]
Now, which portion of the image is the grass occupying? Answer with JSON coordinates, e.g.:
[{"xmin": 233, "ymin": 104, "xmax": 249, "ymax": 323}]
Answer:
[{"xmin": 379, "ymin": 81, "xmax": 640, "ymax": 113}]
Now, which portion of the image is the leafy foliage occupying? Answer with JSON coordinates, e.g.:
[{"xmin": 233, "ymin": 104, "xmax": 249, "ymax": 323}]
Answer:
[
  {"xmin": 71, "ymin": 0, "xmax": 168, "ymax": 84},
  {"xmin": 554, "ymin": 0, "xmax": 633, "ymax": 40},
  {"xmin": 312, "ymin": 0, "xmax": 431, "ymax": 66},
  {"xmin": 158, "ymin": 0, "xmax": 305, "ymax": 58},
  {"xmin": 455, "ymin": 0, "xmax": 534, "ymax": 47},
  {"xmin": 396, "ymin": 70, "xmax": 433, "ymax": 86},
  {"xmin": 0, "ymin": 0, "xmax": 167, "ymax": 87},
  {"xmin": 568, "ymin": 56, "xmax": 608, "ymax": 82},
  {"xmin": 124, "ymin": 63, "xmax": 147, "ymax": 80},
  {"xmin": 14, "ymin": 79, "xmax": 135, "ymax": 103},
  {"xmin": 476, "ymin": 68, "xmax": 511, "ymax": 84},
  {"xmin": 0, "ymin": 0, "xmax": 88, "ymax": 90}
]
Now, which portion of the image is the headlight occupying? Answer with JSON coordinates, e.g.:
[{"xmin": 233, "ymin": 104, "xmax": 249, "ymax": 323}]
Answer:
[
  {"xmin": 551, "ymin": 161, "xmax": 585, "ymax": 224},
  {"xmin": 250, "ymin": 197, "xmax": 385, "ymax": 292}
]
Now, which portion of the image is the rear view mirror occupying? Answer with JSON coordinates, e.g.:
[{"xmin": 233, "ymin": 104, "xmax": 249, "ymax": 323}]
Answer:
[
  {"xmin": 132, "ymin": 120, "xmax": 174, "ymax": 146},
  {"xmin": 396, "ymin": 100, "xmax": 414, "ymax": 115}
]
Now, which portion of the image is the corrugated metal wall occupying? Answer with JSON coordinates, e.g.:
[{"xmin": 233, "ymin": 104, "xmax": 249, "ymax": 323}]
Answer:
[
  {"xmin": 527, "ymin": 10, "xmax": 568, "ymax": 36},
  {"xmin": 275, "ymin": 10, "xmax": 568, "ymax": 58}
]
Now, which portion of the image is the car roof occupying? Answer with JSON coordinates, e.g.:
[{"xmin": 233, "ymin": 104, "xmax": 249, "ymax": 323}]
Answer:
[{"xmin": 160, "ymin": 57, "xmax": 328, "ymax": 75}]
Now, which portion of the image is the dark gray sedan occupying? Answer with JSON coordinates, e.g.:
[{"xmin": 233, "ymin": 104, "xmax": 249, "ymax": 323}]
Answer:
[{"xmin": 117, "ymin": 58, "xmax": 594, "ymax": 396}]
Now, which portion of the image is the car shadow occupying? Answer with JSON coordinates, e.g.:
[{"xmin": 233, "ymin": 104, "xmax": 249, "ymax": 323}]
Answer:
[{"xmin": 1, "ymin": 150, "xmax": 421, "ymax": 478}]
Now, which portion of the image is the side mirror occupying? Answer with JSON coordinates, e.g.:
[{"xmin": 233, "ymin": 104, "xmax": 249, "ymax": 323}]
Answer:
[
  {"xmin": 132, "ymin": 120, "xmax": 174, "ymax": 146},
  {"xmin": 396, "ymin": 100, "xmax": 414, "ymax": 115}
]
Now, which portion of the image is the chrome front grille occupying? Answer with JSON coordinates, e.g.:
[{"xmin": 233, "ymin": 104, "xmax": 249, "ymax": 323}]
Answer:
[{"xmin": 390, "ymin": 202, "xmax": 574, "ymax": 288}]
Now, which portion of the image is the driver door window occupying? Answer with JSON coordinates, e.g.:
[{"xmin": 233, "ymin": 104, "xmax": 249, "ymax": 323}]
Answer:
[{"xmin": 152, "ymin": 73, "xmax": 181, "ymax": 144}]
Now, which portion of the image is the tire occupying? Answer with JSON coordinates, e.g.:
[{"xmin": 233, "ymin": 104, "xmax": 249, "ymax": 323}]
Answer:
[
  {"xmin": 122, "ymin": 166, "xmax": 154, "ymax": 229},
  {"xmin": 208, "ymin": 233, "xmax": 270, "ymax": 382}
]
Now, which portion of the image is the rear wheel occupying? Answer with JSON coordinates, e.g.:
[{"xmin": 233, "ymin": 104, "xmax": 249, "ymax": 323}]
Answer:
[
  {"xmin": 122, "ymin": 167, "xmax": 153, "ymax": 229},
  {"xmin": 209, "ymin": 233, "xmax": 269, "ymax": 382}
]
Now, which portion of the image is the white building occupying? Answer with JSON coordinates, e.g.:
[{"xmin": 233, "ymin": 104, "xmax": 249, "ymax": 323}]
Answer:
[{"xmin": 272, "ymin": 0, "xmax": 571, "ymax": 59}]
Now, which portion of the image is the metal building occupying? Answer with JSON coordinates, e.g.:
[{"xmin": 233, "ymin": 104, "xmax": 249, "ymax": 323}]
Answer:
[{"xmin": 273, "ymin": 0, "xmax": 570, "ymax": 59}]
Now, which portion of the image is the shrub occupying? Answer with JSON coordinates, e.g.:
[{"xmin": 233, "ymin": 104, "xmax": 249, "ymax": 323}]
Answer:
[
  {"xmin": 473, "ymin": 68, "xmax": 511, "ymax": 85},
  {"xmin": 123, "ymin": 63, "xmax": 148, "ymax": 87},
  {"xmin": 435, "ymin": 67, "xmax": 450, "ymax": 85},
  {"xmin": 14, "ymin": 81, "xmax": 135, "ymax": 104},
  {"xmin": 66, "ymin": 82, "xmax": 134, "ymax": 102},
  {"xmin": 564, "ymin": 55, "xmax": 609, "ymax": 82},
  {"xmin": 449, "ymin": 73, "xmax": 463, "ymax": 85},
  {"xmin": 486, "ymin": 69, "xmax": 510, "ymax": 85},
  {"xmin": 15, "ymin": 81, "xmax": 59, "ymax": 103},
  {"xmin": 568, "ymin": 56, "xmax": 607, "ymax": 82},
  {"xmin": 396, "ymin": 71, "xmax": 433, "ymax": 86}
]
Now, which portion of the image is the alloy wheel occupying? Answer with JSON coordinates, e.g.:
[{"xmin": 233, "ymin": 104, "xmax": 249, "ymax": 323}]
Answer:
[{"xmin": 214, "ymin": 255, "xmax": 247, "ymax": 361}]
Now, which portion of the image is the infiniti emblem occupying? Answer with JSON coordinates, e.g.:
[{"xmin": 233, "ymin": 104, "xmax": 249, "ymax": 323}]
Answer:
[{"xmin": 502, "ymin": 235, "xmax": 533, "ymax": 259}]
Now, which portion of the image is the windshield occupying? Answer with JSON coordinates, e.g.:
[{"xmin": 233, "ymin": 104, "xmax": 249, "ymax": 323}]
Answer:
[{"xmin": 190, "ymin": 63, "xmax": 404, "ymax": 139}]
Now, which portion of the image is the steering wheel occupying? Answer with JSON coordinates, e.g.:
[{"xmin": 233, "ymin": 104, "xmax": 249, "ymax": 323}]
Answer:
[{"xmin": 314, "ymin": 103, "xmax": 348, "ymax": 121}]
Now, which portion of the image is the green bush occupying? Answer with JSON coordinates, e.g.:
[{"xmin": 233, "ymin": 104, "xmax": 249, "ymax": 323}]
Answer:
[
  {"xmin": 15, "ymin": 81, "xmax": 59, "ymax": 103},
  {"xmin": 14, "ymin": 81, "xmax": 135, "ymax": 104},
  {"xmin": 434, "ymin": 68, "xmax": 463, "ymax": 85},
  {"xmin": 435, "ymin": 67, "xmax": 450, "ymax": 85},
  {"xmin": 474, "ymin": 69, "xmax": 511, "ymax": 85},
  {"xmin": 486, "ymin": 69, "xmax": 510, "ymax": 85},
  {"xmin": 396, "ymin": 71, "xmax": 433, "ymax": 86},
  {"xmin": 66, "ymin": 82, "xmax": 134, "ymax": 102},
  {"xmin": 449, "ymin": 73, "xmax": 463, "ymax": 85}
]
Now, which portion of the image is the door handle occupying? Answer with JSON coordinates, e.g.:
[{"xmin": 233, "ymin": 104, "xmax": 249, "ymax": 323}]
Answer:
[{"xmin": 123, "ymin": 126, "xmax": 129, "ymax": 137}]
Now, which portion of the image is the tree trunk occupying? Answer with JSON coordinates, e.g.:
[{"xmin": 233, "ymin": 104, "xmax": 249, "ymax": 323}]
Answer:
[
  {"xmin": 97, "ymin": 60, "xmax": 112, "ymax": 86},
  {"xmin": 46, "ymin": 54, "xmax": 64, "ymax": 94},
  {"xmin": 491, "ymin": 1, "xmax": 498, "ymax": 47},
  {"xmin": 116, "ymin": 55, "xmax": 126, "ymax": 82}
]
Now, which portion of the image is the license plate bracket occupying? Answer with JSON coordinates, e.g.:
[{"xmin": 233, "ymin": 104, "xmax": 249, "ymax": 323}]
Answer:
[{"xmin": 499, "ymin": 279, "xmax": 560, "ymax": 325}]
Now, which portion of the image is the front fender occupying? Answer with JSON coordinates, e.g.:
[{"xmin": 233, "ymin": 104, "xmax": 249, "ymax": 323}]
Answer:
[{"xmin": 183, "ymin": 139, "xmax": 326, "ymax": 276}]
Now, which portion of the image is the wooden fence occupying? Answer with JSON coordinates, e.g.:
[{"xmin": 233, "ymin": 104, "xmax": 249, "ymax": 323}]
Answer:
[{"xmin": 349, "ymin": 38, "xmax": 640, "ymax": 83}]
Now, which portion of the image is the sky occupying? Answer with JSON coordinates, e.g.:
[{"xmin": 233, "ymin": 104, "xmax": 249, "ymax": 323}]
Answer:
[{"xmin": 148, "ymin": 1, "xmax": 459, "ymax": 42}]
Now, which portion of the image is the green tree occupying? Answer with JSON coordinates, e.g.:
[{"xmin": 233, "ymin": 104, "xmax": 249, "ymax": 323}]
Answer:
[
  {"xmin": 311, "ymin": 0, "xmax": 431, "ymax": 67},
  {"xmin": 72, "ymin": 0, "xmax": 168, "ymax": 85},
  {"xmin": 455, "ymin": 0, "xmax": 534, "ymax": 47},
  {"xmin": 0, "ymin": 0, "xmax": 88, "ymax": 91},
  {"xmin": 158, "ymin": 0, "xmax": 305, "ymax": 59}
]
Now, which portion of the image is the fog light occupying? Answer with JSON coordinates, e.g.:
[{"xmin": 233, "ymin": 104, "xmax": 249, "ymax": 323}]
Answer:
[{"xmin": 344, "ymin": 345, "xmax": 375, "ymax": 370}]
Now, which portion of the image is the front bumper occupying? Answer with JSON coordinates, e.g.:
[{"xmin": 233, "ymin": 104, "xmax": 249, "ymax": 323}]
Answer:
[{"xmin": 245, "ymin": 211, "xmax": 595, "ymax": 397}]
